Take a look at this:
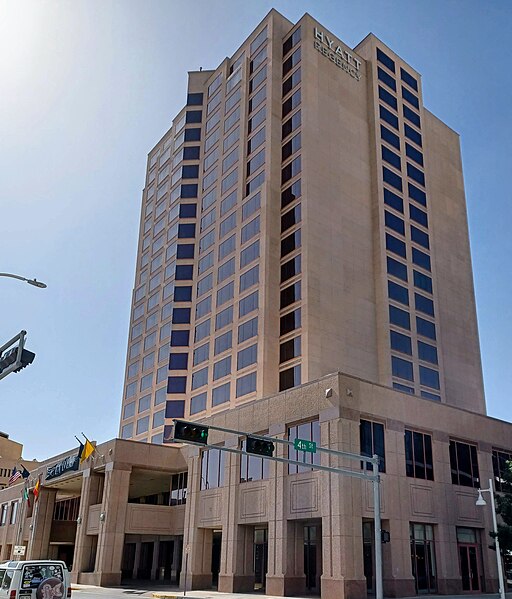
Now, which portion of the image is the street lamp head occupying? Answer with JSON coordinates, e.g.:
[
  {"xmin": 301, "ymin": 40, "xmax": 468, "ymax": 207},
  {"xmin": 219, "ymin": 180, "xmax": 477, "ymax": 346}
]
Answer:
[
  {"xmin": 26, "ymin": 279, "xmax": 47, "ymax": 289},
  {"xmin": 476, "ymin": 490, "xmax": 487, "ymax": 506}
]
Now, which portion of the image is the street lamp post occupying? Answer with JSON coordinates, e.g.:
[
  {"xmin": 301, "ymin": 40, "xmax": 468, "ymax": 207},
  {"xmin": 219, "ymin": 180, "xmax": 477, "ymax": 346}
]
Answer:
[
  {"xmin": 476, "ymin": 478, "xmax": 506, "ymax": 599},
  {"xmin": 0, "ymin": 272, "xmax": 47, "ymax": 288}
]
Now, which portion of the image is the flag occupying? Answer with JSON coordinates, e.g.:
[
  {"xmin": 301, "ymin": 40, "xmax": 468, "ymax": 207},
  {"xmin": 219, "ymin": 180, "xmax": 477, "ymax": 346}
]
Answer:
[
  {"xmin": 22, "ymin": 486, "xmax": 31, "ymax": 508},
  {"xmin": 33, "ymin": 477, "xmax": 40, "ymax": 503},
  {"xmin": 80, "ymin": 435, "xmax": 95, "ymax": 463},
  {"xmin": 20, "ymin": 465, "xmax": 30, "ymax": 479},
  {"xmin": 8, "ymin": 467, "xmax": 22, "ymax": 486}
]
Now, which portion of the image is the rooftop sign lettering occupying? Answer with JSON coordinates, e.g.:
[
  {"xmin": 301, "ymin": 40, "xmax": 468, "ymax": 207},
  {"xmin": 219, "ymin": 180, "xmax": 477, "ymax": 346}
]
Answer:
[{"xmin": 313, "ymin": 27, "xmax": 362, "ymax": 81}]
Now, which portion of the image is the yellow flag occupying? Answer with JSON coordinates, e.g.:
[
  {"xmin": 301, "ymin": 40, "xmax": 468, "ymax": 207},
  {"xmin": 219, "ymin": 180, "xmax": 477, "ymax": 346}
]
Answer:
[{"xmin": 80, "ymin": 439, "xmax": 95, "ymax": 463}]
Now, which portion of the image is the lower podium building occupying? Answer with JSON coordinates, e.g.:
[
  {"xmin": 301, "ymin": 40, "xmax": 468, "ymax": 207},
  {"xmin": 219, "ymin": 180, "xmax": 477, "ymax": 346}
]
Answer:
[{"xmin": 1, "ymin": 371, "xmax": 511, "ymax": 598}]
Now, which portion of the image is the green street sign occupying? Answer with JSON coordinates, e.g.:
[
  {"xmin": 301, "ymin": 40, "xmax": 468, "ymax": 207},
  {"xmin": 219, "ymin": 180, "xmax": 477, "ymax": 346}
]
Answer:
[{"xmin": 294, "ymin": 438, "xmax": 317, "ymax": 453}]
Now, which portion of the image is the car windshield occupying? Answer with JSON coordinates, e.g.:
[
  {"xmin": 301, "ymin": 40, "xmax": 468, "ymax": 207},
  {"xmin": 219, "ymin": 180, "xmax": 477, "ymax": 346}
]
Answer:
[
  {"xmin": 1, "ymin": 569, "xmax": 13, "ymax": 590},
  {"xmin": 22, "ymin": 564, "xmax": 64, "ymax": 589}
]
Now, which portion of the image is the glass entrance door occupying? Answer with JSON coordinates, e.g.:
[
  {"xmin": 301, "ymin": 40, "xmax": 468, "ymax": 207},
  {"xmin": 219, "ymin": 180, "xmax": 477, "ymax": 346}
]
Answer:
[
  {"xmin": 459, "ymin": 545, "xmax": 481, "ymax": 592},
  {"xmin": 410, "ymin": 523, "xmax": 437, "ymax": 593},
  {"xmin": 304, "ymin": 525, "xmax": 318, "ymax": 592},
  {"xmin": 253, "ymin": 528, "xmax": 268, "ymax": 591},
  {"xmin": 362, "ymin": 521, "xmax": 374, "ymax": 593},
  {"xmin": 211, "ymin": 531, "xmax": 222, "ymax": 589}
]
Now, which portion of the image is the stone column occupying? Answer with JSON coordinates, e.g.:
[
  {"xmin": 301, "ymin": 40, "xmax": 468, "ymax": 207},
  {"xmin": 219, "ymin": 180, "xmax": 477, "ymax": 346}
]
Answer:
[
  {"xmin": 93, "ymin": 462, "xmax": 131, "ymax": 586},
  {"xmin": 320, "ymin": 412, "xmax": 367, "ymax": 599},
  {"xmin": 28, "ymin": 487, "xmax": 57, "ymax": 560},
  {"xmin": 180, "ymin": 447, "xmax": 213, "ymax": 590},
  {"xmin": 132, "ymin": 541, "xmax": 141, "ymax": 580},
  {"xmin": 151, "ymin": 539, "xmax": 160, "ymax": 580},
  {"xmin": 265, "ymin": 423, "xmax": 304, "ymax": 596},
  {"xmin": 71, "ymin": 470, "xmax": 103, "ymax": 583},
  {"xmin": 218, "ymin": 435, "xmax": 253, "ymax": 592}
]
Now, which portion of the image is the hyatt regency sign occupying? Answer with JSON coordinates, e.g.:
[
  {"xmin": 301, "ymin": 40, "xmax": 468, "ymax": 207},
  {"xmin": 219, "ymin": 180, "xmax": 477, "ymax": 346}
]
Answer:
[{"xmin": 313, "ymin": 28, "xmax": 362, "ymax": 81}]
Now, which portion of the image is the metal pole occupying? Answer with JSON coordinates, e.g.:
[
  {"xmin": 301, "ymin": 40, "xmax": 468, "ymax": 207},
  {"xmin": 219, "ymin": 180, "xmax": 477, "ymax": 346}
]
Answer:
[
  {"xmin": 488, "ymin": 478, "xmax": 506, "ymax": 599},
  {"xmin": 373, "ymin": 455, "xmax": 383, "ymax": 599}
]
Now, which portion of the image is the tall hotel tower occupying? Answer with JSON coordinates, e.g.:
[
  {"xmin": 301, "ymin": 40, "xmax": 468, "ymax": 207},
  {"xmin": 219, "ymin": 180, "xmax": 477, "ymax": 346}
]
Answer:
[{"xmin": 119, "ymin": 10, "xmax": 485, "ymax": 444}]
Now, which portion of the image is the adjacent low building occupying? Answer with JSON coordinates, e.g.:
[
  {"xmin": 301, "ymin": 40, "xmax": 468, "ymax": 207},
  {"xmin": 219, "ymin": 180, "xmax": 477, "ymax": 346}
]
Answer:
[{"xmin": 0, "ymin": 372, "xmax": 511, "ymax": 598}]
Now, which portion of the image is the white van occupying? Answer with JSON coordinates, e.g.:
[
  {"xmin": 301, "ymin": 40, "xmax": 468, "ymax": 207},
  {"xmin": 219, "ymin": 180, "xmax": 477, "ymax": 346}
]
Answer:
[{"xmin": 0, "ymin": 560, "xmax": 71, "ymax": 599}]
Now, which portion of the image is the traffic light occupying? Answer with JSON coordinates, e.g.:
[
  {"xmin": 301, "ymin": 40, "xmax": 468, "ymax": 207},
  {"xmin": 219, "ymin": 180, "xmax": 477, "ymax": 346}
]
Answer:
[
  {"xmin": 246, "ymin": 436, "xmax": 274, "ymax": 457},
  {"xmin": 173, "ymin": 420, "xmax": 209, "ymax": 445},
  {"xmin": 0, "ymin": 347, "xmax": 35, "ymax": 374},
  {"xmin": 381, "ymin": 530, "xmax": 390, "ymax": 544}
]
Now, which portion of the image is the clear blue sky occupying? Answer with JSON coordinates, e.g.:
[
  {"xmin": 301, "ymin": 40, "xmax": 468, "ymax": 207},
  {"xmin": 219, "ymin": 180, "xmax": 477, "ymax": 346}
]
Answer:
[{"xmin": 1, "ymin": 0, "xmax": 510, "ymax": 460}]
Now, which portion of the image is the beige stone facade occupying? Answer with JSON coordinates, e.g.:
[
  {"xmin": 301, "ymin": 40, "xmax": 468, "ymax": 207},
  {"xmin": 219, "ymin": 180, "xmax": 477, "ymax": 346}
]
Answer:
[{"xmin": 119, "ymin": 9, "xmax": 485, "ymax": 447}]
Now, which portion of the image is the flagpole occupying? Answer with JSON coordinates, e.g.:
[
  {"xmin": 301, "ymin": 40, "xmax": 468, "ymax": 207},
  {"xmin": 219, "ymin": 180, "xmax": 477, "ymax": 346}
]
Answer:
[
  {"xmin": 14, "ymin": 480, "xmax": 28, "ymax": 558},
  {"xmin": 28, "ymin": 475, "xmax": 41, "ymax": 559}
]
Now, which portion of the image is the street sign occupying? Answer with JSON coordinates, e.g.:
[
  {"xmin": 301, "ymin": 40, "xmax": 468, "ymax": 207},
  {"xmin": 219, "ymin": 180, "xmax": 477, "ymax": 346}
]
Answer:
[
  {"xmin": 294, "ymin": 438, "xmax": 317, "ymax": 453},
  {"xmin": 14, "ymin": 545, "xmax": 26, "ymax": 556}
]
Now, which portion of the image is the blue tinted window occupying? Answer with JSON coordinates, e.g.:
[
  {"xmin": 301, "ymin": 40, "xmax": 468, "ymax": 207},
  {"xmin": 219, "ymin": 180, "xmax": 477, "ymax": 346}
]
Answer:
[
  {"xmin": 169, "ymin": 353, "xmax": 188, "ymax": 369},
  {"xmin": 389, "ymin": 305, "xmax": 410, "ymax": 330},
  {"xmin": 408, "ymin": 183, "xmax": 426, "ymax": 206},
  {"xmin": 167, "ymin": 376, "xmax": 187, "ymax": 393},
  {"xmin": 404, "ymin": 124, "xmax": 422, "ymax": 146},
  {"xmin": 405, "ymin": 143, "xmax": 423, "ymax": 167},
  {"xmin": 170, "ymin": 330, "xmax": 190, "ymax": 346},
  {"xmin": 410, "ymin": 204, "xmax": 428, "ymax": 227},
  {"xmin": 421, "ymin": 390, "xmax": 440, "ymax": 402},
  {"xmin": 403, "ymin": 105, "xmax": 421, "ymax": 128},
  {"xmin": 179, "ymin": 203, "xmax": 197, "ymax": 218},
  {"xmin": 378, "ymin": 86, "xmax": 397, "ymax": 110},
  {"xmin": 382, "ymin": 146, "xmax": 401, "ymax": 170},
  {"xmin": 383, "ymin": 167, "xmax": 402, "ymax": 192},
  {"xmin": 402, "ymin": 86, "xmax": 419, "ymax": 108},
  {"xmin": 384, "ymin": 188, "xmax": 403, "ymax": 212},
  {"xmin": 411, "ymin": 225, "xmax": 429, "ymax": 249},
  {"xmin": 416, "ymin": 317, "xmax": 436, "ymax": 340},
  {"xmin": 391, "ymin": 330, "xmax": 412, "ymax": 355},
  {"xmin": 419, "ymin": 366, "xmax": 440, "ymax": 390},
  {"xmin": 178, "ymin": 223, "xmax": 196, "ymax": 238},
  {"xmin": 415, "ymin": 293, "xmax": 434, "ymax": 316},
  {"xmin": 386, "ymin": 233, "xmax": 406, "ymax": 258},
  {"xmin": 394, "ymin": 382, "xmax": 414, "ymax": 394},
  {"xmin": 182, "ymin": 165, "xmax": 199, "ymax": 179},
  {"xmin": 180, "ymin": 184, "xmax": 198, "ymax": 198},
  {"xmin": 412, "ymin": 248, "xmax": 431, "ymax": 271},
  {"xmin": 381, "ymin": 125, "xmax": 400, "ymax": 150},
  {"xmin": 377, "ymin": 48, "xmax": 395, "ymax": 72},
  {"xmin": 175, "ymin": 265, "xmax": 193, "ymax": 280},
  {"xmin": 174, "ymin": 286, "xmax": 192, "ymax": 302},
  {"xmin": 387, "ymin": 256, "xmax": 408, "ymax": 281},
  {"xmin": 380, "ymin": 105, "xmax": 398, "ymax": 129},
  {"xmin": 378, "ymin": 66, "xmax": 396, "ymax": 91},
  {"xmin": 172, "ymin": 308, "xmax": 191, "ymax": 324},
  {"xmin": 414, "ymin": 270, "xmax": 432, "ymax": 293},
  {"xmin": 388, "ymin": 280, "xmax": 409, "ymax": 305},
  {"xmin": 418, "ymin": 341, "xmax": 438, "ymax": 364},
  {"xmin": 385, "ymin": 210, "xmax": 405, "ymax": 235},
  {"xmin": 183, "ymin": 146, "xmax": 200, "ymax": 160},
  {"xmin": 407, "ymin": 163, "xmax": 425, "ymax": 186},
  {"xmin": 164, "ymin": 400, "xmax": 185, "ymax": 418},
  {"xmin": 392, "ymin": 356, "xmax": 414, "ymax": 381},
  {"xmin": 190, "ymin": 392, "xmax": 207, "ymax": 414},
  {"xmin": 184, "ymin": 128, "xmax": 201, "ymax": 142},
  {"xmin": 177, "ymin": 244, "xmax": 195, "ymax": 259},
  {"xmin": 186, "ymin": 110, "xmax": 202, "ymax": 123},
  {"xmin": 400, "ymin": 67, "xmax": 418, "ymax": 91},
  {"xmin": 187, "ymin": 92, "xmax": 203, "ymax": 106}
]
